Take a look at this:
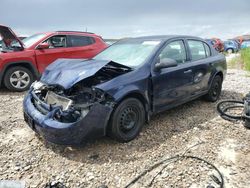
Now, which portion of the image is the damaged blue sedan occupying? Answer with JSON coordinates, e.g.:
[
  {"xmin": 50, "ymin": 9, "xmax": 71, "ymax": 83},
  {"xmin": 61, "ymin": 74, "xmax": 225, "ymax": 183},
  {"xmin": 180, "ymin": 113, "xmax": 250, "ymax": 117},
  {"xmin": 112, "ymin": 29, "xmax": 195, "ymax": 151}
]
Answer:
[{"xmin": 23, "ymin": 35, "xmax": 227, "ymax": 145}]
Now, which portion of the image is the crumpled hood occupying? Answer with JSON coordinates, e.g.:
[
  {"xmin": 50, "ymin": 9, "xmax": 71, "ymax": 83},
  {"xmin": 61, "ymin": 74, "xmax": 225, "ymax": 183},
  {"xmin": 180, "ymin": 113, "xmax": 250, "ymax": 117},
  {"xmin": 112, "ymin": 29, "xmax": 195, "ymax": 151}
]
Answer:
[{"xmin": 40, "ymin": 58, "xmax": 111, "ymax": 89}]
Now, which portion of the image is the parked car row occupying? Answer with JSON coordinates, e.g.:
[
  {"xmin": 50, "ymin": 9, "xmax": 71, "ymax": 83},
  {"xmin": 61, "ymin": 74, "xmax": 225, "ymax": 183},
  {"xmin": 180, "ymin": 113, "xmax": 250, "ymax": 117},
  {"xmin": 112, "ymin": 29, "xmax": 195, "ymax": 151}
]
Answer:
[
  {"xmin": 205, "ymin": 38, "xmax": 224, "ymax": 53},
  {"xmin": 241, "ymin": 40, "xmax": 250, "ymax": 49},
  {"xmin": 223, "ymin": 40, "xmax": 240, "ymax": 53},
  {"xmin": 206, "ymin": 37, "xmax": 250, "ymax": 53}
]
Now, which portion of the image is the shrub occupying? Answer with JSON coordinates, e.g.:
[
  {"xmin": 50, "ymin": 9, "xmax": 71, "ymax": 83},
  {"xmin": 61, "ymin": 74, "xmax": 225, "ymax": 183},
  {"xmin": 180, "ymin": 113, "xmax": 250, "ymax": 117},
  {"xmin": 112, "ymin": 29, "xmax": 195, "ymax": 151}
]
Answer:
[{"xmin": 241, "ymin": 48, "xmax": 250, "ymax": 71}]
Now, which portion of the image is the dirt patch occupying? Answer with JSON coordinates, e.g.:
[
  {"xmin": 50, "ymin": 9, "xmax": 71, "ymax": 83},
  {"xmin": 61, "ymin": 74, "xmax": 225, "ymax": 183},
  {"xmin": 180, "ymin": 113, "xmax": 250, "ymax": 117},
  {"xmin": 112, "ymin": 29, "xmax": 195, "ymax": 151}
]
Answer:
[{"xmin": 0, "ymin": 69, "xmax": 250, "ymax": 187}]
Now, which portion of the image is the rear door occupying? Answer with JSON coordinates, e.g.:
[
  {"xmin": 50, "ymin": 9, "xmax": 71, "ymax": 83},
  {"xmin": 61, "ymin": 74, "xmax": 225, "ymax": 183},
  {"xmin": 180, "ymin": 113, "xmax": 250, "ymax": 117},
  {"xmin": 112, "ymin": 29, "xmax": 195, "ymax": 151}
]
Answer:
[
  {"xmin": 186, "ymin": 39, "xmax": 212, "ymax": 95},
  {"xmin": 151, "ymin": 39, "xmax": 194, "ymax": 113},
  {"xmin": 35, "ymin": 35, "xmax": 70, "ymax": 72},
  {"xmin": 66, "ymin": 35, "xmax": 99, "ymax": 59}
]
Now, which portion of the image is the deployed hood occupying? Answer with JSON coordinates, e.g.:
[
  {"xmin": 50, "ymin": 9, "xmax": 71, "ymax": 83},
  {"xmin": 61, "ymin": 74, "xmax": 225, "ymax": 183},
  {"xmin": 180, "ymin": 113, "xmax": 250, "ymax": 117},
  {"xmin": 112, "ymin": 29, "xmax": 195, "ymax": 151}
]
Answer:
[
  {"xmin": 40, "ymin": 58, "xmax": 131, "ymax": 89},
  {"xmin": 0, "ymin": 25, "xmax": 24, "ymax": 49}
]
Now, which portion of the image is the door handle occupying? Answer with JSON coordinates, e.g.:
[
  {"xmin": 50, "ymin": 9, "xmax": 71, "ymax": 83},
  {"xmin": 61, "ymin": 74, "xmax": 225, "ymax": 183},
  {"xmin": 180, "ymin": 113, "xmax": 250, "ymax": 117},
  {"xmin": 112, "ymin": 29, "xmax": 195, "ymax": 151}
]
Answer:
[{"xmin": 184, "ymin": 69, "xmax": 192, "ymax": 74}]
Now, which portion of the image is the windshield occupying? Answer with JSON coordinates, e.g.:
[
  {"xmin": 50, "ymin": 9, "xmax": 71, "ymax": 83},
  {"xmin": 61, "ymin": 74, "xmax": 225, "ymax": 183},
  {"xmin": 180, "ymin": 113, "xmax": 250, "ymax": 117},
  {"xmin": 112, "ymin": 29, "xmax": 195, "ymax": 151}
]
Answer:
[
  {"xmin": 22, "ymin": 33, "xmax": 46, "ymax": 48},
  {"xmin": 94, "ymin": 40, "xmax": 161, "ymax": 68}
]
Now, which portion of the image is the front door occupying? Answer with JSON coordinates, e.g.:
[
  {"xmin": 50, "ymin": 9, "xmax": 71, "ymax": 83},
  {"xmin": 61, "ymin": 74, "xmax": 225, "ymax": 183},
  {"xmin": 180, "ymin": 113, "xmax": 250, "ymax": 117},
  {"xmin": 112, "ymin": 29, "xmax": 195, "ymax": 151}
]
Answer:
[
  {"xmin": 151, "ymin": 40, "xmax": 194, "ymax": 113},
  {"xmin": 35, "ymin": 35, "xmax": 71, "ymax": 72}
]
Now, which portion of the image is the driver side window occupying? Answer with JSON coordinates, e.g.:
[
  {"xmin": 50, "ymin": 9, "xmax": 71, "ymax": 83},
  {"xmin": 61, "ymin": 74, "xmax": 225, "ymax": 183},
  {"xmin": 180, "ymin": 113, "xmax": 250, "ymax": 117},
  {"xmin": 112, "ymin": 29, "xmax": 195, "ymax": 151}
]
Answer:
[
  {"xmin": 43, "ymin": 35, "xmax": 67, "ymax": 48},
  {"xmin": 159, "ymin": 40, "xmax": 187, "ymax": 64}
]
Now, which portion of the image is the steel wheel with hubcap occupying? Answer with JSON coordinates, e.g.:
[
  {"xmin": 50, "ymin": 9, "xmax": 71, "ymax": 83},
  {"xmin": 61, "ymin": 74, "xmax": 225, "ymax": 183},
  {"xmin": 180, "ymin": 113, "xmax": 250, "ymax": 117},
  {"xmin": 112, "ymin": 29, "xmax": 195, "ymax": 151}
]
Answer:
[
  {"xmin": 4, "ymin": 66, "xmax": 34, "ymax": 92},
  {"xmin": 109, "ymin": 98, "xmax": 145, "ymax": 142}
]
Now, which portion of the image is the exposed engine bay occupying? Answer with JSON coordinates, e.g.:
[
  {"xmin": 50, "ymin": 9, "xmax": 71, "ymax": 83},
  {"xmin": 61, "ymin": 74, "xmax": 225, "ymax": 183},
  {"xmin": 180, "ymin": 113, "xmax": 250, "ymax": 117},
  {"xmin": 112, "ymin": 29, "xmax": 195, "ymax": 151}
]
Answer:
[{"xmin": 31, "ymin": 63, "xmax": 132, "ymax": 123}]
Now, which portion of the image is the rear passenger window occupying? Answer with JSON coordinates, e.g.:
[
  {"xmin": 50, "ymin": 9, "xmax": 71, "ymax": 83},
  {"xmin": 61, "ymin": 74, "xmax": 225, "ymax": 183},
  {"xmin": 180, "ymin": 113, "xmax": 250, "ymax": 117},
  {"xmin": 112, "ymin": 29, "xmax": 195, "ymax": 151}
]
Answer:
[
  {"xmin": 69, "ymin": 35, "xmax": 95, "ymax": 47},
  {"xmin": 159, "ymin": 40, "xmax": 187, "ymax": 64},
  {"xmin": 188, "ymin": 40, "xmax": 206, "ymax": 61}
]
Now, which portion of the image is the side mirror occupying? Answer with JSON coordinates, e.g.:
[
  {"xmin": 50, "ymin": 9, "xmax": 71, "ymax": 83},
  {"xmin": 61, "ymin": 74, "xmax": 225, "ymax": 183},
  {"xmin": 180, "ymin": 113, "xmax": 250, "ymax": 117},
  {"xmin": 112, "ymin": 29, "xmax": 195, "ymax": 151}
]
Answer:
[
  {"xmin": 154, "ymin": 58, "xmax": 178, "ymax": 72},
  {"xmin": 37, "ymin": 43, "xmax": 50, "ymax": 50}
]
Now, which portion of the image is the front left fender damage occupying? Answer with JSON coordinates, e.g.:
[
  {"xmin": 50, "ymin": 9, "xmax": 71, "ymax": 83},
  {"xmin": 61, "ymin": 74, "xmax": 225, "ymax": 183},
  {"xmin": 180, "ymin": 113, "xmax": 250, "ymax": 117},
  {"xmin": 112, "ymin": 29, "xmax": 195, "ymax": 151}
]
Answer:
[{"xmin": 23, "ymin": 59, "xmax": 133, "ymax": 145}]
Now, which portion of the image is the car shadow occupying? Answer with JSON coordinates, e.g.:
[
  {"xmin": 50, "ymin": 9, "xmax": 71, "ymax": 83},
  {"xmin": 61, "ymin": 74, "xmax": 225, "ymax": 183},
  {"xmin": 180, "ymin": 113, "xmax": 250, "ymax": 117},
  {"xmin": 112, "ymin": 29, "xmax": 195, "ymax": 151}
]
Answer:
[
  {"xmin": 35, "ymin": 90, "xmax": 245, "ymax": 164},
  {"xmin": 0, "ymin": 87, "xmax": 26, "ymax": 96}
]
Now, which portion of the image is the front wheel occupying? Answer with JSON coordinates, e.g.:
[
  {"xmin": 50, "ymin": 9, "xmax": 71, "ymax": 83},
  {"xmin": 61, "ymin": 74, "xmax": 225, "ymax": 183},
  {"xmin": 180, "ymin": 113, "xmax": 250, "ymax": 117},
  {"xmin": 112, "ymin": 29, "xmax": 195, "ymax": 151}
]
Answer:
[
  {"xmin": 204, "ymin": 75, "xmax": 222, "ymax": 102},
  {"xmin": 108, "ymin": 98, "xmax": 145, "ymax": 142},
  {"xmin": 4, "ymin": 66, "xmax": 34, "ymax": 92}
]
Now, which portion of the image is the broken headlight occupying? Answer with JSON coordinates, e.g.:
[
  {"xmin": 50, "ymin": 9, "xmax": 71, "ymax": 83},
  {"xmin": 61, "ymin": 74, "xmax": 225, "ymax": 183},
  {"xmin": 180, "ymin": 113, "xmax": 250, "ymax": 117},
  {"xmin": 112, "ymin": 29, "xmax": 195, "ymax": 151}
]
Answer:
[
  {"xmin": 31, "ymin": 81, "xmax": 45, "ymax": 91},
  {"xmin": 45, "ymin": 90, "xmax": 73, "ymax": 111}
]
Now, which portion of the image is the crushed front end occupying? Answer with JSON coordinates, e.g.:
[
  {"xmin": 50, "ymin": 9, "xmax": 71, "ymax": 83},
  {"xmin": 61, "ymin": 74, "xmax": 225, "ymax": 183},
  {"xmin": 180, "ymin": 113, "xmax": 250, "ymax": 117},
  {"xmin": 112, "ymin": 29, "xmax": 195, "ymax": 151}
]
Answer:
[{"xmin": 23, "ymin": 81, "xmax": 115, "ymax": 145}]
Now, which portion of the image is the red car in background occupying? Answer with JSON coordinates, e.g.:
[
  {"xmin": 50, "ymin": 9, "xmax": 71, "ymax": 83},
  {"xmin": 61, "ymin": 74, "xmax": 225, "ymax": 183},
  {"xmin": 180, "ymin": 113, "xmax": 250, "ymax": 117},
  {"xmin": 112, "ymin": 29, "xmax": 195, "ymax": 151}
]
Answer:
[
  {"xmin": 0, "ymin": 25, "xmax": 107, "ymax": 91},
  {"xmin": 205, "ymin": 38, "xmax": 224, "ymax": 52}
]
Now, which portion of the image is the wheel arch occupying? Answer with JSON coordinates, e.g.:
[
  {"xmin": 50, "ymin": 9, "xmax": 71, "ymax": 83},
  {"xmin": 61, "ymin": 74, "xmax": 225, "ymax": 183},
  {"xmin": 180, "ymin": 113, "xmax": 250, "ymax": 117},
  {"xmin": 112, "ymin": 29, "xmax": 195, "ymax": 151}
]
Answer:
[
  {"xmin": 115, "ymin": 91, "xmax": 150, "ymax": 122},
  {"xmin": 226, "ymin": 48, "xmax": 234, "ymax": 53},
  {"xmin": 215, "ymin": 71, "xmax": 223, "ymax": 81},
  {"xmin": 106, "ymin": 91, "xmax": 148, "ymax": 141},
  {"xmin": 1, "ymin": 61, "xmax": 40, "ymax": 85},
  {"xmin": 208, "ymin": 71, "xmax": 224, "ymax": 90}
]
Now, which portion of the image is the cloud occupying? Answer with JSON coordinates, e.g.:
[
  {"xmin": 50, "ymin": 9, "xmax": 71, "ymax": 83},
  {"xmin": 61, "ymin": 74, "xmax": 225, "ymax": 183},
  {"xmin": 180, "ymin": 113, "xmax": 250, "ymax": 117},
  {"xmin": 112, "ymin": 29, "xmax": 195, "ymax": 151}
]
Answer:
[{"xmin": 1, "ymin": 0, "xmax": 249, "ymax": 39}]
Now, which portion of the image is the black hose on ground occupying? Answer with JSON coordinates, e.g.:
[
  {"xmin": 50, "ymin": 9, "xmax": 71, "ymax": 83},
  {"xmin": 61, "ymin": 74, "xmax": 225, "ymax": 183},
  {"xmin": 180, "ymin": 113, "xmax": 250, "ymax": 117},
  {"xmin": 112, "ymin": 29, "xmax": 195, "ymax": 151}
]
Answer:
[
  {"xmin": 216, "ymin": 100, "xmax": 244, "ymax": 121},
  {"xmin": 124, "ymin": 155, "xmax": 224, "ymax": 188},
  {"xmin": 216, "ymin": 96, "xmax": 250, "ymax": 128}
]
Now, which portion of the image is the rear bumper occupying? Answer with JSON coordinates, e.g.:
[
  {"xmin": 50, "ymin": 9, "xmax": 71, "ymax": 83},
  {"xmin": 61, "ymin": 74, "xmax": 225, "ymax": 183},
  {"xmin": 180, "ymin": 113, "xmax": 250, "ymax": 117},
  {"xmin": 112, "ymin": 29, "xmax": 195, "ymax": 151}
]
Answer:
[{"xmin": 23, "ymin": 91, "xmax": 113, "ymax": 145}]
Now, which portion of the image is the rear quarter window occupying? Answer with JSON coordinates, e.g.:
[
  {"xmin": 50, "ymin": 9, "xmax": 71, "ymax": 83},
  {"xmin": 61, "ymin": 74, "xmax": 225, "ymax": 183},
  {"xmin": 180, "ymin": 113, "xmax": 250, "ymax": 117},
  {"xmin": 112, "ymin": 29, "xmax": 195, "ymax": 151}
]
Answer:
[{"xmin": 68, "ymin": 35, "xmax": 95, "ymax": 47}]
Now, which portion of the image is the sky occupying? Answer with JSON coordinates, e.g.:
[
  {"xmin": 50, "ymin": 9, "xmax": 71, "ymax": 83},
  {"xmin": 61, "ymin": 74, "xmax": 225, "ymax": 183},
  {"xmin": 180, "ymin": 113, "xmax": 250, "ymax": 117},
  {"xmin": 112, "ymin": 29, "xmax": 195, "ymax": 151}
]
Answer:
[{"xmin": 1, "ymin": 0, "xmax": 249, "ymax": 40}]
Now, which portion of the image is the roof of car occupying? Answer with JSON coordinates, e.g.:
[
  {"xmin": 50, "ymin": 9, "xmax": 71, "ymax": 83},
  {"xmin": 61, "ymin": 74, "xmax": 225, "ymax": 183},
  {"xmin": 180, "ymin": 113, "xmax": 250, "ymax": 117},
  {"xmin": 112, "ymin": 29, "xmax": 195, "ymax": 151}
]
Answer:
[
  {"xmin": 56, "ymin": 31, "xmax": 94, "ymax": 34},
  {"xmin": 131, "ymin": 35, "xmax": 203, "ymax": 41},
  {"xmin": 36, "ymin": 31, "xmax": 99, "ymax": 37}
]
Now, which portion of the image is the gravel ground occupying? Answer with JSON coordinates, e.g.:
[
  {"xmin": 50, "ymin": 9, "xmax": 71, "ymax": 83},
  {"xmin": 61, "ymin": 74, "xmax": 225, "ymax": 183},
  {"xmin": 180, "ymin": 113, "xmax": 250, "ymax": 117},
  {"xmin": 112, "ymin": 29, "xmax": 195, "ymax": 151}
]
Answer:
[{"xmin": 0, "ymin": 69, "xmax": 250, "ymax": 188}]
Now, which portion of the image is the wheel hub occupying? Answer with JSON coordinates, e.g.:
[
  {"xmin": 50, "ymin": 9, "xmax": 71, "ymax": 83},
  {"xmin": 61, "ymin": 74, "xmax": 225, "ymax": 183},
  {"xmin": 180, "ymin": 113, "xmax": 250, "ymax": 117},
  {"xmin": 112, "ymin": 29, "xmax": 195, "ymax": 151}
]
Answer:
[
  {"xmin": 212, "ymin": 83, "xmax": 219, "ymax": 97},
  {"xmin": 120, "ymin": 107, "xmax": 138, "ymax": 132},
  {"xmin": 10, "ymin": 70, "xmax": 30, "ymax": 89}
]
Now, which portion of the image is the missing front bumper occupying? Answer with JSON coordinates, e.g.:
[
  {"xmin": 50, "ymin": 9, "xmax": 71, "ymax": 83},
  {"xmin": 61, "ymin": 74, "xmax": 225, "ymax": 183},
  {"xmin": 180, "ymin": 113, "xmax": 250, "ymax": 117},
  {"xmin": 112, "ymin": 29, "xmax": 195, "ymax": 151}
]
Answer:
[{"xmin": 23, "ymin": 92, "xmax": 113, "ymax": 145}]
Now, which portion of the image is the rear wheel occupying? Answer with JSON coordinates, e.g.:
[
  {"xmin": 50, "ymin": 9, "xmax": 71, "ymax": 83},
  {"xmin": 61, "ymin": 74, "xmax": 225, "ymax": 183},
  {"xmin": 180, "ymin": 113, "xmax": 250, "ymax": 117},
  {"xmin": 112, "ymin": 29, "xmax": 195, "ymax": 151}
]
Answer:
[
  {"xmin": 204, "ymin": 75, "xmax": 222, "ymax": 102},
  {"xmin": 4, "ymin": 66, "xmax": 34, "ymax": 92},
  {"xmin": 109, "ymin": 98, "xmax": 145, "ymax": 142}
]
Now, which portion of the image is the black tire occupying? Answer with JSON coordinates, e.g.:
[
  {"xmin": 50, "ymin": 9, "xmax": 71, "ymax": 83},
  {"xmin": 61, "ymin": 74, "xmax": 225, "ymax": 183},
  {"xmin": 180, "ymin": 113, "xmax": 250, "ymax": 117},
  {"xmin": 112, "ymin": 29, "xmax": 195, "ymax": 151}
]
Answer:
[
  {"xmin": 109, "ymin": 98, "xmax": 145, "ymax": 142},
  {"xmin": 4, "ymin": 66, "xmax": 34, "ymax": 92},
  {"xmin": 204, "ymin": 75, "xmax": 222, "ymax": 102}
]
